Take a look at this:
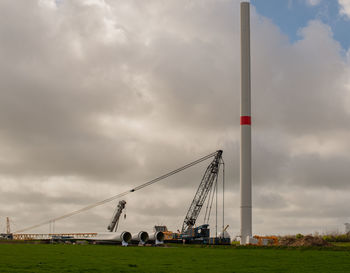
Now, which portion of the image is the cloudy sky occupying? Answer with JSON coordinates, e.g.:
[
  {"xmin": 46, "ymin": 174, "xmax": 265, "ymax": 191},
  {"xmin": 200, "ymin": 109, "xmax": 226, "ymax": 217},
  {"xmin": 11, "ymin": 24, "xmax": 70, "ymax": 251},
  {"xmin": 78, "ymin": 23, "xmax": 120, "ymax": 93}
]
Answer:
[{"xmin": 0, "ymin": 0, "xmax": 350, "ymax": 237}]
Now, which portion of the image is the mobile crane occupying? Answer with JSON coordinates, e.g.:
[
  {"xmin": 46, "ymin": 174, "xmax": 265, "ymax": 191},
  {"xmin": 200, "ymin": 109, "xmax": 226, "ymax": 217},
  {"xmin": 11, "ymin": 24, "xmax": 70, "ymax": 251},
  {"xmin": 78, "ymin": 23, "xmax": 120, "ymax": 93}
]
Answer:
[{"xmin": 180, "ymin": 150, "xmax": 223, "ymax": 243}]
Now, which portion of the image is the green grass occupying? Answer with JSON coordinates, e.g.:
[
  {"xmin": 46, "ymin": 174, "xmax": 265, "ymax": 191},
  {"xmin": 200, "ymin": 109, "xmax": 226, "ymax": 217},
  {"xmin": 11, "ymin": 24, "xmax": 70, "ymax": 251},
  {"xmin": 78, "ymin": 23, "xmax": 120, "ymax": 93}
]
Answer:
[
  {"xmin": 1, "ymin": 244, "xmax": 350, "ymax": 272},
  {"xmin": 331, "ymin": 242, "xmax": 350, "ymax": 247}
]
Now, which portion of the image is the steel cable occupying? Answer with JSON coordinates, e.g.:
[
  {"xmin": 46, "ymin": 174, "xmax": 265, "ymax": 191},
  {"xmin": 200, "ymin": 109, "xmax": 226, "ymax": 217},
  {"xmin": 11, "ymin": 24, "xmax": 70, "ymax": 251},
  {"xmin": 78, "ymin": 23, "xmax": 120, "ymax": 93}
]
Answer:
[{"xmin": 15, "ymin": 151, "xmax": 219, "ymax": 233}]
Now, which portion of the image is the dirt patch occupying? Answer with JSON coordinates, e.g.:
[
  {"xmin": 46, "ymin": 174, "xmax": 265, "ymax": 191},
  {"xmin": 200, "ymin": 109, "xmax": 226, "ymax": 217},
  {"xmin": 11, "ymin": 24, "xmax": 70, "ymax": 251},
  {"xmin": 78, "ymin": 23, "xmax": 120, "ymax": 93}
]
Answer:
[
  {"xmin": 279, "ymin": 235, "xmax": 331, "ymax": 247},
  {"xmin": 279, "ymin": 237, "xmax": 297, "ymax": 246}
]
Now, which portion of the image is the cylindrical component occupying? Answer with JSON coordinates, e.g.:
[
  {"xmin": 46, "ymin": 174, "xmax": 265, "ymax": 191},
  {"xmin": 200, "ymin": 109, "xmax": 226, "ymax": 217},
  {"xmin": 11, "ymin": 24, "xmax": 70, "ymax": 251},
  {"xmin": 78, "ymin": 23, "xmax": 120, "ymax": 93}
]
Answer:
[
  {"xmin": 132, "ymin": 231, "xmax": 149, "ymax": 244},
  {"xmin": 148, "ymin": 231, "xmax": 164, "ymax": 245},
  {"xmin": 113, "ymin": 231, "xmax": 132, "ymax": 243},
  {"xmin": 240, "ymin": 1, "xmax": 252, "ymax": 245},
  {"xmin": 91, "ymin": 231, "xmax": 132, "ymax": 245}
]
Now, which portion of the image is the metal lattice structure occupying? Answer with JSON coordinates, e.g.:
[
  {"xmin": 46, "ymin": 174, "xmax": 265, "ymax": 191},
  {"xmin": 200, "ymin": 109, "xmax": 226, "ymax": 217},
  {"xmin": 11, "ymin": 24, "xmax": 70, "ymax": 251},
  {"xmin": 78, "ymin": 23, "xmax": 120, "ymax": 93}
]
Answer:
[
  {"xmin": 107, "ymin": 200, "xmax": 126, "ymax": 232},
  {"xmin": 15, "ymin": 151, "xmax": 221, "ymax": 234},
  {"xmin": 13, "ymin": 233, "xmax": 97, "ymax": 240},
  {"xmin": 6, "ymin": 217, "xmax": 10, "ymax": 234},
  {"xmin": 181, "ymin": 150, "xmax": 223, "ymax": 233}
]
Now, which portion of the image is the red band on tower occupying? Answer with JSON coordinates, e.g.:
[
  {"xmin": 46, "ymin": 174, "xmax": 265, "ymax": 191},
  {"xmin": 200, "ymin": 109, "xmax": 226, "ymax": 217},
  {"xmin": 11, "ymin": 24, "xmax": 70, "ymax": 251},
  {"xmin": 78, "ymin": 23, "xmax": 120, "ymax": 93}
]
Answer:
[{"xmin": 240, "ymin": 116, "xmax": 251, "ymax": 125}]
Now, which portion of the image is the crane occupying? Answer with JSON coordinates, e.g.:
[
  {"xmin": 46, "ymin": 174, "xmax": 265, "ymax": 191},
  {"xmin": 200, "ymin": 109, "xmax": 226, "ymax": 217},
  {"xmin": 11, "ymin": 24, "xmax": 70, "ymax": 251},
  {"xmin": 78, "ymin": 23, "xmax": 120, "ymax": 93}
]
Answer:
[
  {"xmin": 15, "ymin": 150, "xmax": 222, "ymax": 235},
  {"xmin": 6, "ymin": 217, "xmax": 11, "ymax": 234},
  {"xmin": 107, "ymin": 200, "xmax": 126, "ymax": 232},
  {"xmin": 181, "ymin": 150, "xmax": 223, "ymax": 234}
]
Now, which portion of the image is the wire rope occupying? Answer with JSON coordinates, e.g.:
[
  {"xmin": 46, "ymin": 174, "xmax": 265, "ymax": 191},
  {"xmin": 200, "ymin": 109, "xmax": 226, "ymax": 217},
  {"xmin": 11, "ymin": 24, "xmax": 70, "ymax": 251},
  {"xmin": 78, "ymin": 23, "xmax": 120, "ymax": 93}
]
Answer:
[{"xmin": 15, "ymin": 151, "xmax": 218, "ymax": 233}]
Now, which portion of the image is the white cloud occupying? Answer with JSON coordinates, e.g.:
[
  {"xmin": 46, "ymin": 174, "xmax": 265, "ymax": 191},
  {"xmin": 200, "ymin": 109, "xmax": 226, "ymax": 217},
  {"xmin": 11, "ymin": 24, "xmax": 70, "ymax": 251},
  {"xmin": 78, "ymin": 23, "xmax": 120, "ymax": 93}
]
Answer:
[
  {"xmin": 339, "ymin": 0, "xmax": 350, "ymax": 18},
  {"xmin": 306, "ymin": 0, "xmax": 321, "ymax": 6},
  {"xmin": 38, "ymin": 0, "xmax": 56, "ymax": 9}
]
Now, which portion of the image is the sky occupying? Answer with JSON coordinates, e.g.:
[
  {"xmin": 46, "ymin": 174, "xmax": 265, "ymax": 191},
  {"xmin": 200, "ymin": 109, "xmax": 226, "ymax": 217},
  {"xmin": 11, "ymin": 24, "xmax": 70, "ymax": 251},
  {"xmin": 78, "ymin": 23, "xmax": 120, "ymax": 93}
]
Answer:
[
  {"xmin": 252, "ymin": 0, "xmax": 350, "ymax": 51},
  {"xmin": 0, "ymin": 0, "xmax": 350, "ymax": 238}
]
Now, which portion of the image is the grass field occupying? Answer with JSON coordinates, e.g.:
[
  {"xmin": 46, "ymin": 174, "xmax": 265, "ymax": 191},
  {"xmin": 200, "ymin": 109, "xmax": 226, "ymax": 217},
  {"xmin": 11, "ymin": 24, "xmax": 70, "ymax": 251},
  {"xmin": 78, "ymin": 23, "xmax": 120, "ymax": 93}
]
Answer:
[
  {"xmin": 1, "ymin": 244, "xmax": 350, "ymax": 272},
  {"xmin": 331, "ymin": 242, "xmax": 350, "ymax": 247}
]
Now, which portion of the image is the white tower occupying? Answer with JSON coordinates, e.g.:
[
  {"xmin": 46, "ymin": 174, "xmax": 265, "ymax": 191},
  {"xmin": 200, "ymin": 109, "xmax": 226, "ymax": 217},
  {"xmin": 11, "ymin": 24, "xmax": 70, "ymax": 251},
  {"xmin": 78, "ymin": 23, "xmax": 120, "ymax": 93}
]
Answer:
[{"xmin": 240, "ymin": 1, "xmax": 253, "ymax": 245}]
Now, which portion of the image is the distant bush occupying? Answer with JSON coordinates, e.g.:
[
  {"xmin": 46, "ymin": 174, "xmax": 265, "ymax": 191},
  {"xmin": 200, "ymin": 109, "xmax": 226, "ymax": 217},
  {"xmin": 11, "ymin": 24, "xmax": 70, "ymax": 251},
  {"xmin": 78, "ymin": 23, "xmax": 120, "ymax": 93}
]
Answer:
[
  {"xmin": 296, "ymin": 234, "xmax": 304, "ymax": 239},
  {"xmin": 322, "ymin": 234, "xmax": 350, "ymax": 242}
]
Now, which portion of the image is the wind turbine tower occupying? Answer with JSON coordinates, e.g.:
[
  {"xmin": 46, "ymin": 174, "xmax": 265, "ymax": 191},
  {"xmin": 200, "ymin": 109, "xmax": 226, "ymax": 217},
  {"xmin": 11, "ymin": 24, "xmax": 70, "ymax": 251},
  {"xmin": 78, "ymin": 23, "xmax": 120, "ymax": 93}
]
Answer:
[{"xmin": 240, "ymin": 1, "xmax": 253, "ymax": 245}]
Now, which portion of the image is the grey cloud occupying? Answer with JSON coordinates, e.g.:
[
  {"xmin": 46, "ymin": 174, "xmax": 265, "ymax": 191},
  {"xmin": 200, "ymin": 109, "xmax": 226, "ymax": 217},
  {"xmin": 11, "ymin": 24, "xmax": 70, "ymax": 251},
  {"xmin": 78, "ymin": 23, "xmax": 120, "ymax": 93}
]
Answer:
[
  {"xmin": 286, "ymin": 154, "xmax": 350, "ymax": 189},
  {"xmin": 0, "ymin": 0, "xmax": 349, "ymax": 235}
]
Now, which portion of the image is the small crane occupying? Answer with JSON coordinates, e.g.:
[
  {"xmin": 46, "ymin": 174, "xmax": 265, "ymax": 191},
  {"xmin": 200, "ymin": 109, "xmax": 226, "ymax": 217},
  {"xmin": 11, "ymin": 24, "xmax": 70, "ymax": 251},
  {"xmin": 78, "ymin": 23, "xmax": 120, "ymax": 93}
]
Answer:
[
  {"xmin": 6, "ymin": 217, "xmax": 11, "ymax": 234},
  {"xmin": 107, "ymin": 200, "xmax": 126, "ymax": 232}
]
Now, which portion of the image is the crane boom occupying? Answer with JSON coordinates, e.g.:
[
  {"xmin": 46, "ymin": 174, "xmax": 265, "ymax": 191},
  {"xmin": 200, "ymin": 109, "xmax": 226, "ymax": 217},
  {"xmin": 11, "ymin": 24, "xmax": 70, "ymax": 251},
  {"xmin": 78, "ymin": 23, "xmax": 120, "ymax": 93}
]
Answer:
[
  {"xmin": 107, "ymin": 200, "xmax": 126, "ymax": 232},
  {"xmin": 181, "ymin": 150, "xmax": 223, "ymax": 233}
]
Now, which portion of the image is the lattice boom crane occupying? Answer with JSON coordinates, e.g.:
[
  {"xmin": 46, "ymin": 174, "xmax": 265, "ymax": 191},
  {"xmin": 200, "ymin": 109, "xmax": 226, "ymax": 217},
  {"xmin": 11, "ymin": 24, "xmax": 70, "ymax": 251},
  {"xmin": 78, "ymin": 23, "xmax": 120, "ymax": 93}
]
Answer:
[
  {"xmin": 181, "ymin": 150, "xmax": 223, "ymax": 233},
  {"xmin": 107, "ymin": 200, "xmax": 126, "ymax": 232}
]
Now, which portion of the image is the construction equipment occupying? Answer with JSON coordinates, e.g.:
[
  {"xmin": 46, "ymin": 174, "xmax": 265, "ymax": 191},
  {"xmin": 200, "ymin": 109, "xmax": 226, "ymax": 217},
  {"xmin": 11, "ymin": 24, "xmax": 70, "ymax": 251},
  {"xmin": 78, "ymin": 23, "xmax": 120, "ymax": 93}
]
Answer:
[
  {"xmin": 154, "ymin": 225, "xmax": 173, "ymax": 241},
  {"xmin": 181, "ymin": 224, "xmax": 210, "ymax": 242},
  {"xmin": 0, "ymin": 217, "xmax": 13, "ymax": 240},
  {"xmin": 254, "ymin": 235, "xmax": 279, "ymax": 246},
  {"xmin": 150, "ymin": 151, "xmax": 224, "ymax": 244},
  {"xmin": 15, "ymin": 151, "xmax": 220, "ymax": 234},
  {"xmin": 13, "ymin": 150, "xmax": 226, "ymax": 246},
  {"xmin": 180, "ymin": 150, "xmax": 223, "ymax": 242},
  {"xmin": 6, "ymin": 217, "xmax": 10, "ymax": 234},
  {"xmin": 107, "ymin": 200, "xmax": 126, "ymax": 232},
  {"xmin": 181, "ymin": 150, "xmax": 223, "ymax": 234},
  {"xmin": 219, "ymin": 225, "xmax": 230, "ymax": 238}
]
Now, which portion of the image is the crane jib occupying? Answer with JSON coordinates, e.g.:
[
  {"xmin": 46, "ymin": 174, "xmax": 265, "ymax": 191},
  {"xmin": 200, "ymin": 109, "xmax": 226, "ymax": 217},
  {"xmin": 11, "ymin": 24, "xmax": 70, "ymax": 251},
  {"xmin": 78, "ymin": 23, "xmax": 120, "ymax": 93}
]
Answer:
[
  {"xmin": 181, "ymin": 150, "xmax": 223, "ymax": 234},
  {"xmin": 15, "ymin": 150, "xmax": 221, "ymax": 234}
]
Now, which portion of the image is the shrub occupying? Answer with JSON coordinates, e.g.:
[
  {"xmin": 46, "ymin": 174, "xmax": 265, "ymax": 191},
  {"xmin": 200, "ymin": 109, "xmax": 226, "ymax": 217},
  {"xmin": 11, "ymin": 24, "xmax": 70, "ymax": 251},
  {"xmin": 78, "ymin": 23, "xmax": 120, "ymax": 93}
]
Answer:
[{"xmin": 296, "ymin": 233, "xmax": 304, "ymax": 239}]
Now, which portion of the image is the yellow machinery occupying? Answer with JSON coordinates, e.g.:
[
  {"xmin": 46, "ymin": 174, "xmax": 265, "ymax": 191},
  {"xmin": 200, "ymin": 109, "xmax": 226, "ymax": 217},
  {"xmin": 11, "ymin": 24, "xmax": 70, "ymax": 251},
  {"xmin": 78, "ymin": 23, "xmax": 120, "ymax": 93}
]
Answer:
[
  {"xmin": 154, "ymin": 226, "xmax": 175, "ymax": 240},
  {"xmin": 253, "ymin": 235, "xmax": 278, "ymax": 246}
]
